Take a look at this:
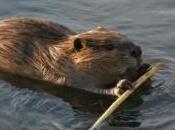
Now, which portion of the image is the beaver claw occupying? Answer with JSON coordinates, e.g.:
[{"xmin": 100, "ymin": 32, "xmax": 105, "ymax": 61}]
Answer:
[{"xmin": 114, "ymin": 79, "xmax": 133, "ymax": 97}]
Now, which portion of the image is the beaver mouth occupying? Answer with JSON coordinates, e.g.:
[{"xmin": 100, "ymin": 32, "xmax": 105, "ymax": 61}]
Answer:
[
  {"xmin": 102, "ymin": 63, "xmax": 150, "ymax": 89},
  {"xmin": 136, "ymin": 63, "xmax": 150, "ymax": 76},
  {"xmin": 126, "ymin": 63, "xmax": 150, "ymax": 82}
]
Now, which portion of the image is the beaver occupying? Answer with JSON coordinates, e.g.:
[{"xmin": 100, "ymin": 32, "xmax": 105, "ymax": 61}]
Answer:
[{"xmin": 0, "ymin": 17, "xmax": 144, "ymax": 97}]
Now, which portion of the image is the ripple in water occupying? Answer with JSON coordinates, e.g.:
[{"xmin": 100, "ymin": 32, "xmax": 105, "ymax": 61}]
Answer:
[{"xmin": 0, "ymin": 0, "xmax": 175, "ymax": 129}]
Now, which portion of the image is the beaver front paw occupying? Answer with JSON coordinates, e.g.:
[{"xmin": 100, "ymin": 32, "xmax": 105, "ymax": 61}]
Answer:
[{"xmin": 114, "ymin": 79, "xmax": 133, "ymax": 97}]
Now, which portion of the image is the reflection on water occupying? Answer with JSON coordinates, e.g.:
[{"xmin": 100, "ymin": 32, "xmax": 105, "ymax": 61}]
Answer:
[
  {"xmin": 0, "ymin": 0, "xmax": 175, "ymax": 129},
  {"xmin": 0, "ymin": 71, "xmax": 150, "ymax": 130}
]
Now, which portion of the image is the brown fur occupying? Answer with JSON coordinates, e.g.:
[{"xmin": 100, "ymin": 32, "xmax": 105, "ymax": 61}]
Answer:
[{"xmin": 0, "ymin": 17, "xmax": 142, "ymax": 95}]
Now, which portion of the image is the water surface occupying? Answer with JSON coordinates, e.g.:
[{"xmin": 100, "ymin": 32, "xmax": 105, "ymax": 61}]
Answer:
[{"xmin": 0, "ymin": 0, "xmax": 175, "ymax": 129}]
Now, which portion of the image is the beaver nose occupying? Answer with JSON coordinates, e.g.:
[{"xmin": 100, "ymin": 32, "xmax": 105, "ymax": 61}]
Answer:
[{"xmin": 130, "ymin": 46, "xmax": 142, "ymax": 58}]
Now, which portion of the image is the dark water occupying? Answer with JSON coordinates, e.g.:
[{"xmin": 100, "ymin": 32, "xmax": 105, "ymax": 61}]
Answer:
[{"xmin": 0, "ymin": 0, "xmax": 175, "ymax": 130}]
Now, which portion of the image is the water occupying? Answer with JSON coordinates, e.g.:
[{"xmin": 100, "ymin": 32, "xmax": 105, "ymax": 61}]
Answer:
[{"xmin": 0, "ymin": 0, "xmax": 175, "ymax": 129}]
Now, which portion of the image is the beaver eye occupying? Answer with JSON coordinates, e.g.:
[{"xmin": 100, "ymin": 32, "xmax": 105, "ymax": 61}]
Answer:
[
  {"xmin": 105, "ymin": 44, "xmax": 114, "ymax": 50},
  {"xmin": 74, "ymin": 38, "xmax": 83, "ymax": 51}
]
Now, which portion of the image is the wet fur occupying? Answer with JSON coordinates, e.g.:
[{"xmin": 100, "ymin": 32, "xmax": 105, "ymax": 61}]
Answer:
[{"xmin": 0, "ymin": 17, "xmax": 141, "ymax": 95}]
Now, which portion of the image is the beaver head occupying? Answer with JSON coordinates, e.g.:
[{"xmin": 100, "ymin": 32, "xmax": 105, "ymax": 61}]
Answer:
[{"xmin": 51, "ymin": 26, "xmax": 142, "ymax": 89}]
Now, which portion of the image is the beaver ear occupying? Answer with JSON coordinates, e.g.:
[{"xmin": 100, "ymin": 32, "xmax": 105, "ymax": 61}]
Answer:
[{"xmin": 73, "ymin": 38, "xmax": 83, "ymax": 51}]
